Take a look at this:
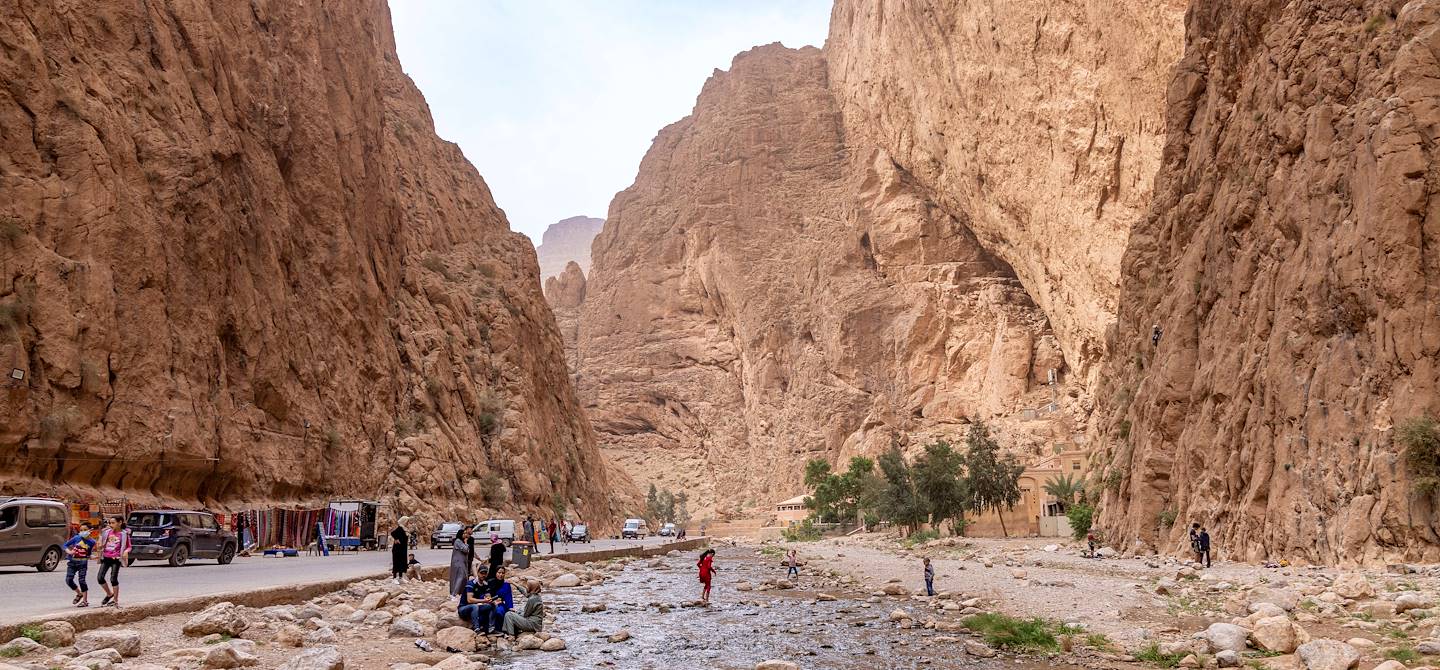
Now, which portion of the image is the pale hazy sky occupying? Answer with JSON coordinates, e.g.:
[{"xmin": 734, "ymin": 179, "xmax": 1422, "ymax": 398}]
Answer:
[{"xmin": 388, "ymin": 1, "xmax": 832, "ymax": 243}]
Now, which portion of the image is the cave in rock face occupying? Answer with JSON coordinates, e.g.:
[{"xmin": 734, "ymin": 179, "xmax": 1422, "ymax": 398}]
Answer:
[{"xmin": 0, "ymin": 1, "xmax": 634, "ymax": 525}]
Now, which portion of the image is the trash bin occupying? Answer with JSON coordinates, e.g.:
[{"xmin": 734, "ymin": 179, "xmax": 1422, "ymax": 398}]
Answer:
[{"xmin": 512, "ymin": 541, "xmax": 532, "ymax": 569}]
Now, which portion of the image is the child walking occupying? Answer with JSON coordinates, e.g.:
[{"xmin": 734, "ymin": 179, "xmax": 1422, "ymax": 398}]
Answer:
[
  {"xmin": 97, "ymin": 516, "xmax": 131, "ymax": 607},
  {"xmin": 63, "ymin": 521, "xmax": 97, "ymax": 607},
  {"xmin": 696, "ymin": 549, "xmax": 717, "ymax": 604},
  {"xmin": 923, "ymin": 557, "xmax": 935, "ymax": 596},
  {"xmin": 785, "ymin": 549, "xmax": 799, "ymax": 579}
]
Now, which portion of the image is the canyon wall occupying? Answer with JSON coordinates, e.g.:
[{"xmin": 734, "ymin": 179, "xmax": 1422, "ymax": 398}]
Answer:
[
  {"xmin": 825, "ymin": 0, "xmax": 1186, "ymax": 381},
  {"xmin": 578, "ymin": 45, "xmax": 1083, "ymax": 518},
  {"xmin": 0, "ymin": 0, "xmax": 629, "ymax": 525},
  {"xmin": 1093, "ymin": 0, "xmax": 1440, "ymax": 564},
  {"xmin": 535, "ymin": 215, "xmax": 604, "ymax": 282}
]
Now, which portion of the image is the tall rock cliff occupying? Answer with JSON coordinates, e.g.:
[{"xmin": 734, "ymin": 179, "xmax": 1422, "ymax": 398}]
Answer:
[
  {"xmin": 825, "ymin": 0, "xmax": 1186, "ymax": 381},
  {"xmin": 1093, "ymin": 0, "xmax": 1440, "ymax": 564},
  {"xmin": 535, "ymin": 215, "xmax": 604, "ymax": 282},
  {"xmin": 544, "ymin": 261, "xmax": 587, "ymax": 377},
  {"xmin": 0, "ymin": 0, "xmax": 627, "ymax": 523},
  {"xmin": 578, "ymin": 45, "xmax": 1081, "ymax": 517}
]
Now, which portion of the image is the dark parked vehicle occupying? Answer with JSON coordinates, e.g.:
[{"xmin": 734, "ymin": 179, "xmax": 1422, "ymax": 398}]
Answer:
[
  {"xmin": 431, "ymin": 522, "xmax": 464, "ymax": 549},
  {"xmin": 126, "ymin": 510, "xmax": 237, "ymax": 567},
  {"xmin": 0, "ymin": 497, "xmax": 69, "ymax": 572},
  {"xmin": 568, "ymin": 523, "xmax": 591, "ymax": 543}
]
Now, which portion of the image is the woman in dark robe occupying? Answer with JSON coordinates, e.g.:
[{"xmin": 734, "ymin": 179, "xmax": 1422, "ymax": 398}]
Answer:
[
  {"xmin": 390, "ymin": 516, "xmax": 411, "ymax": 583},
  {"xmin": 487, "ymin": 536, "xmax": 506, "ymax": 579}
]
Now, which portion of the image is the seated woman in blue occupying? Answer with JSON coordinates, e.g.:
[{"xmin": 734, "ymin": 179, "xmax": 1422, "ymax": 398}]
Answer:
[
  {"xmin": 481, "ymin": 566, "xmax": 514, "ymax": 635},
  {"xmin": 456, "ymin": 566, "xmax": 488, "ymax": 633}
]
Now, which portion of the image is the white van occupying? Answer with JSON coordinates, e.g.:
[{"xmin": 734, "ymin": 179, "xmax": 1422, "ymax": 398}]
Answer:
[
  {"xmin": 473, "ymin": 519, "xmax": 517, "ymax": 545},
  {"xmin": 622, "ymin": 518, "xmax": 649, "ymax": 539}
]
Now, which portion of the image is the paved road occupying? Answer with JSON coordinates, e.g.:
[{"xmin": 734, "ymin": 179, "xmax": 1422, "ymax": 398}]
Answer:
[{"xmin": 0, "ymin": 537, "xmax": 678, "ymax": 624}]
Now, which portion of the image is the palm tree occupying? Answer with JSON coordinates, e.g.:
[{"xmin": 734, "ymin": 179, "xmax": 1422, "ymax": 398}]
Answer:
[{"xmin": 1042, "ymin": 473, "xmax": 1084, "ymax": 513}]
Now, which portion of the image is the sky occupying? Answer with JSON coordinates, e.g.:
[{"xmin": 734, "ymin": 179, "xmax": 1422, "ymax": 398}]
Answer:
[{"xmin": 388, "ymin": 1, "xmax": 833, "ymax": 243}]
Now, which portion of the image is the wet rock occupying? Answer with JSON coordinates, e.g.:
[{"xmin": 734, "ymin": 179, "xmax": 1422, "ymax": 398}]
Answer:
[
  {"xmin": 185, "ymin": 602, "xmax": 251, "ymax": 637},
  {"xmin": 608, "ymin": 630, "xmax": 631, "ymax": 643},
  {"xmin": 1295, "ymin": 639, "xmax": 1360, "ymax": 670},
  {"xmin": 277, "ymin": 645, "xmax": 344, "ymax": 670},
  {"xmin": 517, "ymin": 634, "xmax": 543, "ymax": 650},
  {"xmin": 1205, "ymin": 622, "xmax": 1250, "ymax": 653},
  {"xmin": 552, "ymin": 573, "xmax": 581, "ymax": 588},
  {"xmin": 541, "ymin": 637, "xmax": 567, "ymax": 651},
  {"xmin": 755, "ymin": 662, "xmax": 800, "ymax": 670},
  {"xmin": 435, "ymin": 627, "xmax": 477, "ymax": 653},
  {"xmin": 582, "ymin": 603, "xmax": 607, "ymax": 613},
  {"xmin": 75, "ymin": 630, "xmax": 142, "ymax": 657}
]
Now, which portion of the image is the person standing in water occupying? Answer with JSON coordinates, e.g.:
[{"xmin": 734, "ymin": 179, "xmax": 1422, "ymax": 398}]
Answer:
[
  {"xmin": 785, "ymin": 549, "xmax": 799, "ymax": 579},
  {"xmin": 697, "ymin": 548, "xmax": 717, "ymax": 604},
  {"xmin": 390, "ymin": 516, "xmax": 411, "ymax": 583}
]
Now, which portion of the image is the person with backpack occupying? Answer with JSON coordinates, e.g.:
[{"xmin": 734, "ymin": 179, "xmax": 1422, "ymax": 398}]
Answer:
[
  {"xmin": 97, "ymin": 516, "xmax": 131, "ymax": 607},
  {"xmin": 63, "ymin": 521, "xmax": 97, "ymax": 608},
  {"xmin": 1198, "ymin": 527, "xmax": 1212, "ymax": 568}
]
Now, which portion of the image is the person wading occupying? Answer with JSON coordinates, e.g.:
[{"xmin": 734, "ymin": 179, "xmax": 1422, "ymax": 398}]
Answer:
[
  {"xmin": 391, "ymin": 516, "xmax": 412, "ymax": 583},
  {"xmin": 696, "ymin": 548, "xmax": 717, "ymax": 604}
]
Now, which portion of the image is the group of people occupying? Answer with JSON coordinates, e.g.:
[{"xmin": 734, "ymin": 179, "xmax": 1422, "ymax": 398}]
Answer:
[
  {"xmin": 60, "ymin": 516, "xmax": 132, "ymax": 608},
  {"xmin": 520, "ymin": 516, "xmax": 575, "ymax": 554},
  {"xmin": 445, "ymin": 525, "xmax": 545, "ymax": 637}
]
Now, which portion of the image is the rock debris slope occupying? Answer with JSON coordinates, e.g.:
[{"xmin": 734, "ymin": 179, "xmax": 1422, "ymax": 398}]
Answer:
[
  {"xmin": 1093, "ymin": 0, "xmax": 1440, "ymax": 564},
  {"xmin": 0, "ymin": 1, "xmax": 629, "ymax": 521},
  {"xmin": 577, "ymin": 45, "xmax": 1080, "ymax": 516}
]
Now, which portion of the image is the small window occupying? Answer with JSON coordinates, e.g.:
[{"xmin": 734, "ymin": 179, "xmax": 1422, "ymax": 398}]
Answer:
[
  {"xmin": 46, "ymin": 506, "xmax": 68, "ymax": 527},
  {"xmin": 1072, "ymin": 461, "xmax": 1081, "ymax": 470},
  {"xmin": 24, "ymin": 505, "xmax": 45, "ymax": 527},
  {"xmin": 200, "ymin": 515, "xmax": 220, "ymax": 531},
  {"xmin": 0, "ymin": 507, "xmax": 16, "ymax": 531}
]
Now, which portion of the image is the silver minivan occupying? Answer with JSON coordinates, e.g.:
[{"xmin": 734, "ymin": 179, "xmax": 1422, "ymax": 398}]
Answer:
[{"xmin": 0, "ymin": 497, "xmax": 70, "ymax": 572}]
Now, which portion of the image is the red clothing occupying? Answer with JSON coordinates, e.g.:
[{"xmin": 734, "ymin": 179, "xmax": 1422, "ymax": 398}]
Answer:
[{"xmin": 697, "ymin": 554, "xmax": 714, "ymax": 584}]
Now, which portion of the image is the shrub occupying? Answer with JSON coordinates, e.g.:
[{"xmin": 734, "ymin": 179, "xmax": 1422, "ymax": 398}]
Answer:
[
  {"xmin": 1365, "ymin": 14, "xmax": 1387, "ymax": 33},
  {"xmin": 425, "ymin": 377, "xmax": 443, "ymax": 398},
  {"xmin": 1118, "ymin": 419, "xmax": 1132, "ymax": 440},
  {"xmin": 960, "ymin": 613, "xmax": 1060, "ymax": 651},
  {"xmin": 0, "ymin": 303, "xmax": 21, "ymax": 330},
  {"xmin": 1157, "ymin": 508, "xmax": 1177, "ymax": 529},
  {"xmin": 1066, "ymin": 503, "xmax": 1095, "ymax": 541},
  {"xmin": 395, "ymin": 412, "xmax": 425, "ymax": 438},
  {"xmin": 0, "ymin": 218, "xmax": 21, "ymax": 245},
  {"xmin": 18, "ymin": 624, "xmax": 43, "ymax": 642},
  {"xmin": 40, "ymin": 406, "xmax": 82, "ymax": 445},
  {"xmin": 480, "ymin": 473, "xmax": 506, "ymax": 507},
  {"xmin": 782, "ymin": 519, "xmax": 822, "ymax": 542},
  {"xmin": 325, "ymin": 428, "xmax": 340, "ymax": 450},
  {"xmin": 421, "ymin": 255, "xmax": 454, "ymax": 281},
  {"xmin": 0, "ymin": 647, "xmax": 22, "ymax": 658},
  {"xmin": 1385, "ymin": 647, "xmax": 1419, "ymax": 663},
  {"xmin": 901, "ymin": 529, "xmax": 940, "ymax": 547},
  {"xmin": 477, "ymin": 412, "xmax": 500, "ymax": 436},
  {"xmin": 1134, "ymin": 642, "xmax": 1186, "ymax": 667},
  {"xmin": 1401, "ymin": 416, "xmax": 1440, "ymax": 493}
]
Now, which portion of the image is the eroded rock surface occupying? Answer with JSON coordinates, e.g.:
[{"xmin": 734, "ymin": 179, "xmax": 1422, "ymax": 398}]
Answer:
[
  {"xmin": 536, "ymin": 215, "xmax": 605, "ymax": 283},
  {"xmin": 0, "ymin": 1, "xmax": 629, "ymax": 522},
  {"xmin": 1093, "ymin": 0, "xmax": 1440, "ymax": 563}
]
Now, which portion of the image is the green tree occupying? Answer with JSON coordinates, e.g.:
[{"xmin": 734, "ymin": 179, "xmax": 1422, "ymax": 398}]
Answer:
[
  {"xmin": 645, "ymin": 483, "xmax": 660, "ymax": 522},
  {"xmin": 802, "ymin": 456, "xmax": 883, "ymax": 525},
  {"xmin": 674, "ymin": 492, "xmax": 691, "ymax": 526},
  {"xmin": 658, "ymin": 488, "xmax": 676, "ymax": 523},
  {"xmin": 877, "ymin": 449, "xmax": 927, "ymax": 534},
  {"xmin": 962, "ymin": 421, "xmax": 1025, "ymax": 537},
  {"xmin": 914, "ymin": 439, "xmax": 969, "ymax": 535},
  {"xmin": 1066, "ymin": 503, "xmax": 1095, "ymax": 541},
  {"xmin": 1042, "ymin": 473, "xmax": 1083, "ymax": 513}
]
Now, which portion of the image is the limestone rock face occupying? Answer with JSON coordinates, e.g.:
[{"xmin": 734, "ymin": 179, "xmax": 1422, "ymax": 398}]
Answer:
[
  {"xmin": 545, "ymin": 262, "xmax": 588, "ymax": 375},
  {"xmin": 1092, "ymin": 0, "xmax": 1440, "ymax": 564},
  {"xmin": 825, "ymin": 0, "xmax": 1186, "ymax": 381},
  {"xmin": 536, "ymin": 216, "xmax": 605, "ymax": 282},
  {"xmin": 578, "ymin": 45, "xmax": 1079, "ymax": 516},
  {"xmin": 0, "ymin": 1, "xmax": 627, "ymax": 523}
]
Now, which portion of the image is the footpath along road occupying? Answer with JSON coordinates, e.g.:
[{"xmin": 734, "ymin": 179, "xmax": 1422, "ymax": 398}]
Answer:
[{"xmin": 0, "ymin": 537, "xmax": 676, "ymax": 624}]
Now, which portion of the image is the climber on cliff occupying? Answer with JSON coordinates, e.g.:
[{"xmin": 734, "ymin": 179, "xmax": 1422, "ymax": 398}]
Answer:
[{"xmin": 1151, "ymin": 324, "xmax": 1162, "ymax": 347}]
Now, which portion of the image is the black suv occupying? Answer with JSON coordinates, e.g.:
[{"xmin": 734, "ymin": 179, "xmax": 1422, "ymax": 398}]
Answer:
[{"xmin": 126, "ymin": 510, "xmax": 238, "ymax": 567}]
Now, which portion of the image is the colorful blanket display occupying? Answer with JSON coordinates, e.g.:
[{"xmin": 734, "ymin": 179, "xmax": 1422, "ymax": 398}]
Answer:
[{"xmin": 231, "ymin": 509, "xmax": 327, "ymax": 549}]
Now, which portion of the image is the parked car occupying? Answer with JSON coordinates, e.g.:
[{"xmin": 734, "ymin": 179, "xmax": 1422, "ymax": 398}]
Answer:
[
  {"xmin": 568, "ymin": 523, "xmax": 591, "ymax": 543},
  {"xmin": 0, "ymin": 497, "xmax": 69, "ymax": 572},
  {"xmin": 431, "ymin": 522, "xmax": 464, "ymax": 549},
  {"xmin": 473, "ymin": 519, "xmax": 517, "ymax": 545},
  {"xmin": 658, "ymin": 523, "xmax": 677, "ymax": 537},
  {"xmin": 621, "ymin": 518, "xmax": 649, "ymax": 539},
  {"xmin": 127, "ymin": 510, "xmax": 238, "ymax": 567}
]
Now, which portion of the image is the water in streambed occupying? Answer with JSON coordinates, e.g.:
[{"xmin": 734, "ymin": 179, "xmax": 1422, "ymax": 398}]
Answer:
[{"xmin": 489, "ymin": 547, "xmax": 1090, "ymax": 670}]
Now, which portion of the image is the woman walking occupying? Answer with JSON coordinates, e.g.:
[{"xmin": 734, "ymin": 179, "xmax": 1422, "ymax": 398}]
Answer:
[
  {"xmin": 390, "ymin": 516, "xmax": 411, "ymax": 583},
  {"xmin": 97, "ymin": 516, "xmax": 130, "ymax": 607},
  {"xmin": 696, "ymin": 548, "xmax": 717, "ymax": 604},
  {"xmin": 448, "ymin": 526, "xmax": 473, "ymax": 597}
]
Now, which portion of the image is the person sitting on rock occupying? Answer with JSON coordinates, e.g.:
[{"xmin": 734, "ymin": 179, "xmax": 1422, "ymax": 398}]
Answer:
[
  {"xmin": 479, "ymin": 565, "xmax": 514, "ymax": 635},
  {"xmin": 501, "ymin": 579, "xmax": 545, "ymax": 637},
  {"xmin": 456, "ymin": 566, "xmax": 487, "ymax": 633}
]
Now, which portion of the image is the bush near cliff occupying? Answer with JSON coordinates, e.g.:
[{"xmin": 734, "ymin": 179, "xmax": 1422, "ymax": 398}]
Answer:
[{"xmin": 1401, "ymin": 417, "xmax": 1440, "ymax": 493}]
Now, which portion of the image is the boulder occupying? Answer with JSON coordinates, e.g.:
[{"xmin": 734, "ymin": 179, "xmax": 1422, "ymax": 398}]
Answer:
[
  {"xmin": 1178, "ymin": 654, "xmax": 1201, "ymax": 668},
  {"xmin": 1253, "ymin": 588, "xmax": 1302, "ymax": 611},
  {"xmin": 75, "ymin": 630, "xmax": 142, "ymax": 657},
  {"xmin": 1415, "ymin": 639, "xmax": 1440, "ymax": 655},
  {"xmin": 435, "ymin": 626, "xmax": 477, "ymax": 653},
  {"xmin": 276, "ymin": 624, "xmax": 307, "ymax": 648},
  {"xmin": 608, "ymin": 630, "xmax": 631, "ymax": 643},
  {"xmin": 964, "ymin": 640, "xmax": 997, "ymax": 657},
  {"xmin": 1205, "ymin": 623, "xmax": 1251, "ymax": 653},
  {"xmin": 1011, "ymin": 569, "xmax": 1028, "ymax": 580},
  {"xmin": 817, "ymin": 593, "xmax": 837, "ymax": 602},
  {"xmin": 389, "ymin": 617, "xmax": 426, "ymax": 638},
  {"xmin": 75, "ymin": 648, "xmax": 125, "ymax": 664},
  {"xmin": 889, "ymin": 609, "xmax": 911, "ymax": 621},
  {"xmin": 1215, "ymin": 650, "xmax": 1241, "ymax": 668},
  {"xmin": 204, "ymin": 642, "xmax": 259, "ymax": 668},
  {"xmin": 1295, "ymin": 640, "xmax": 1360, "ymax": 670},
  {"xmin": 1330, "ymin": 574, "xmax": 1373, "ymax": 600},
  {"xmin": 1251, "ymin": 616, "xmax": 1302, "ymax": 653},
  {"xmin": 1396, "ymin": 592, "xmax": 1434, "ymax": 613},
  {"xmin": 0, "ymin": 638, "xmax": 44, "ymax": 657},
  {"xmin": 325, "ymin": 604, "xmax": 356, "ymax": 620},
  {"xmin": 35, "ymin": 621, "xmax": 75, "ymax": 648},
  {"xmin": 432, "ymin": 654, "xmax": 485, "ymax": 670},
  {"xmin": 582, "ymin": 603, "xmax": 607, "ymax": 613},
  {"xmin": 755, "ymin": 663, "xmax": 799, "ymax": 670},
  {"xmin": 551, "ymin": 573, "xmax": 581, "ymax": 588},
  {"xmin": 540, "ymin": 637, "xmax": 566, "ymax": 651},
  {"xmin": 1249, "ymin": 602, "xmax": 1289, "ymax": 619},
  {"xmin": 184, "ymin": 603, "xmax": 251, "ymax": 637},
  {"xmin": 358, "ymin": 591, "xmax": 389, "ymax": 611},
  {"xmin": 517, "ymin": 634, "xmax": 543, "ymax": 650},
  {"xmin": 362, "ymin": 611, "xmax": 393, "ymax": 626},
  {"xmin": 306, "ymin": 627, "xmax": 337, "ymax": 645},
  {"xmin": 277, "ymin": 646, "xmax": 344, "ymax": 670},
  {"xmin": 1371, "ymin": 662, "xmax": 1408, "ymax": 670},
  {"xmin": 1096, "ymin": 547, "xmax": 1118, "ymax": 557},
  {"xmin": 882, "ymin": 584, "xmax": 908, "ymax": 596}
]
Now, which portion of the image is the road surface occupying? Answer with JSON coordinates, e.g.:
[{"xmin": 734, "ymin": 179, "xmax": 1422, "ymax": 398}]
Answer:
[{"xmin": 0, "ymin": 537, "xmax": 679, "ymax": 624}]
